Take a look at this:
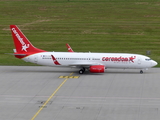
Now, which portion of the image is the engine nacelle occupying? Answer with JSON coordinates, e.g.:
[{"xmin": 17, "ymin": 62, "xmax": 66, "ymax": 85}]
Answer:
[{"xmin": 90, "ymin": 65, "xmax": 105, "ymax": 73}]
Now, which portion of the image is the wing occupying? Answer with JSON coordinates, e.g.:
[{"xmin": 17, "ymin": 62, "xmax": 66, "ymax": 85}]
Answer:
[{"xmin": 68, "ymin": 62, "xmax": 103, "ymax": 68}]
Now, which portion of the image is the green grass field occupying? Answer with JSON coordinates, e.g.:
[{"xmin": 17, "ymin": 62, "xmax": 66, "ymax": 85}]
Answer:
[{"xmin": 0, "ymin": 0, "xmax": 160, "ymax": 66}]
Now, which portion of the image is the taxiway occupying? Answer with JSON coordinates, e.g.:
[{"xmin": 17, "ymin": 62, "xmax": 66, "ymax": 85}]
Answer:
[{"xmin": 0, "ymin": 66, "xmax": 160, "ymax": 120}]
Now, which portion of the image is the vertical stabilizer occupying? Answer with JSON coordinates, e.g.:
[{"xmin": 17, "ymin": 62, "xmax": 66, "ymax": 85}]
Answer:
[{"xmin": 10, "ymin": 25, "xmax": 46, "ymax": 55}]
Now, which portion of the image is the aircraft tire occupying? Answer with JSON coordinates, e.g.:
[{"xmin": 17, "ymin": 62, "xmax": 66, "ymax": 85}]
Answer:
[
  {"xmin": 140, "ymin": 70, "xmax": 143, "ymax": 74},
  {"xmin": 79, "ymin": 69, "xmax": 84, "ymax": 74}
]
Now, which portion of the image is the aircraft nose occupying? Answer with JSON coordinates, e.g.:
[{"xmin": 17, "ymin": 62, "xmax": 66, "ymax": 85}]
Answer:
[{"xmin": 152, "ymin": 60, "xmax": 158, "ymax": 67}]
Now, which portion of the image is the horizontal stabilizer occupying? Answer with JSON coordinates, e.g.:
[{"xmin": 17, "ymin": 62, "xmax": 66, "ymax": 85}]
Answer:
[{"xmin": 5, "ymin": 53, "xmax": 27, "ymax": 56}]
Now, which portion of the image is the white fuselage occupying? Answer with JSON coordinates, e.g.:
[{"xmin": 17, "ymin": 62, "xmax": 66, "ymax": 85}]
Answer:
[{"xmin": 22, "ymin": 52, "xmax": 157, "ymax": 69}]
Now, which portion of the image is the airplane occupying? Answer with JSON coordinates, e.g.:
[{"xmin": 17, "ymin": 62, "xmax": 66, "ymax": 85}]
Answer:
[{"xmin": 10, "ymin": 25, "xmax": 157, "ymax": 74}]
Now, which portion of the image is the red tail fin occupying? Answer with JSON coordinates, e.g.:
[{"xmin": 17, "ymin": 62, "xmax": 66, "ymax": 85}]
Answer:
[{"xmin": 10, "ymin": 25, "xmax": 46, "ymax": 56}]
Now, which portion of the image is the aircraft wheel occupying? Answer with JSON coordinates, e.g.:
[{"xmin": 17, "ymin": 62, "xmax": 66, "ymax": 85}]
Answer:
[
  {"xmin": 79, "ymin": 69, "xmax": 84, "ymax": 74},
  {"xmin": 140, "ymin": 70, "xmax": 143, "ymax": 74}
]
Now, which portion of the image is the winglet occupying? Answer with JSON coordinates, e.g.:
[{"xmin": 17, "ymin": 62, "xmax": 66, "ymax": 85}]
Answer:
[
  {"xmin": 66, "ymin": 43, "xmax": 74, "ymax": 52},
  {"xmin": 51, "ymin": 55, "xmax": 61, "ymax": 65}
]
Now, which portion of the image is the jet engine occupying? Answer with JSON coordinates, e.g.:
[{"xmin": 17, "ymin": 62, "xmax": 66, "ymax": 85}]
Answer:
[{"xmin": 90, "ymin": 65, "xmax": 105, "ymax": 73}]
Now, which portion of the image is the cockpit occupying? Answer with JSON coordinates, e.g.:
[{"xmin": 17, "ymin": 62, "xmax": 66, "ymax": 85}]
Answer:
[{"xmin": 145, "ymin": 58, "xmax": 152, "ymax": 61}]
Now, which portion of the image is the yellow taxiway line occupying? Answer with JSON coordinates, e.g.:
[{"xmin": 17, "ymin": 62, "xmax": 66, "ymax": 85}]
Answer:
[{"xmin": 31, "ymin": 72, "xmax": 73, "ymax": 120}]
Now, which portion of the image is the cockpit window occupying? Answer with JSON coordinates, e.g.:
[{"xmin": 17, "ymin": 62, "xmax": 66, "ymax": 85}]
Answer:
[{"xmin": 145, "ymin": 58, "xmax": 151, "ymax": 61}]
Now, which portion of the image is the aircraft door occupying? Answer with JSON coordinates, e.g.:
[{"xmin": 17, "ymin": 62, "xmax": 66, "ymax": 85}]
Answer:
[
  {"xmin": 138, "ymin": 57, "xmax": 141, "ymax": 64},
  {"xmin": 34, "ymin": 55, "xmax": 38, "ymax": 63}
]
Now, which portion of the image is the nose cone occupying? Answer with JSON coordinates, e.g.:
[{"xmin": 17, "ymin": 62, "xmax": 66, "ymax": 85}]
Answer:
[{"xmin": 152, "ymin": 60, "xmax": 158, "ymax": 67}]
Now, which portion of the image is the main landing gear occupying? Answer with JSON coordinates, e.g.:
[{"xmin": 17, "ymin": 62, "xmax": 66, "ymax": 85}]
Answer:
[
  {"xmin": 79, "ymin": 68, "xmax": 85, "ymax": 74},
  {"xmin": 140, "ymin": 70, "xmax": 143, "ymax": 74}
]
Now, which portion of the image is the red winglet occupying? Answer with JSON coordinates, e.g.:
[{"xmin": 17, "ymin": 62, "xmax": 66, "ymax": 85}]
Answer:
[
  {"xmin": 66, "ymin": 43, "xmax": 74, "ymax": 52},
  {"xmin": 51, "ymin": 55, "xmax": 61, "ymax": 65}
]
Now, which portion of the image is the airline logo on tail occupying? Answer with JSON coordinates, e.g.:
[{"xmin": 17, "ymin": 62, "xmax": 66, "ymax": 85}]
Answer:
[{"xmin": 11, "ymin": 28, "xmax": 30, "ymax": 52}]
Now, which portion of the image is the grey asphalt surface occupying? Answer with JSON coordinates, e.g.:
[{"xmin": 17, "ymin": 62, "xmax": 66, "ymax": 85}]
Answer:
[{"xmin": 0, "ymin": 66, "xmax": 160, "ymax": 120}]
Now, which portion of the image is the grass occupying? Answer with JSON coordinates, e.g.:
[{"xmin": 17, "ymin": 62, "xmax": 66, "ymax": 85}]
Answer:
[{"xmin": 0, "ymin": 0, "xmax": 160, "ymax": 66}]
